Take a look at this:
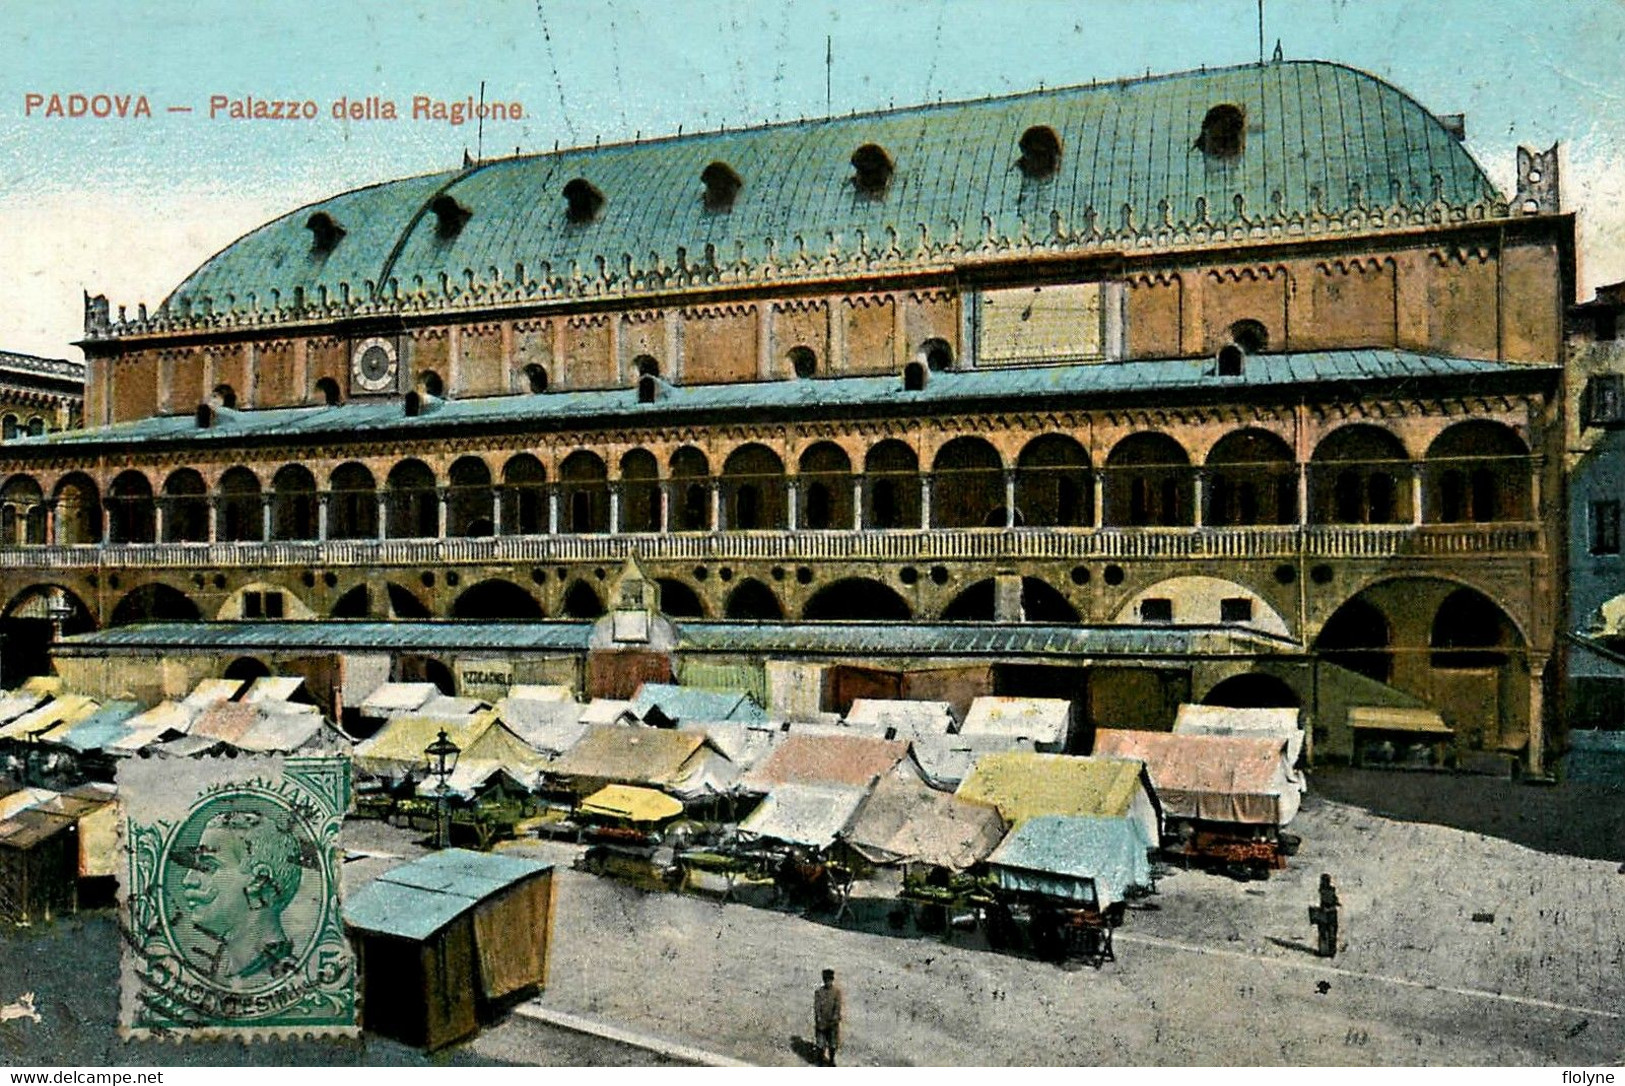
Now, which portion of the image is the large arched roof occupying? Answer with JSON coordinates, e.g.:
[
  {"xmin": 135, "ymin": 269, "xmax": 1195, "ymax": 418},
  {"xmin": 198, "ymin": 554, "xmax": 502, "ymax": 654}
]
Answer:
[{"xmin": 165, "ymin": 61, "xmax": 1498, "ymax": 317}]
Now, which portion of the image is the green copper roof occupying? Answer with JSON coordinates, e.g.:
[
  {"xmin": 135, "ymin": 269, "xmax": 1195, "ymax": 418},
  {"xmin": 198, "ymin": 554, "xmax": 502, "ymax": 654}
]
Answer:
[
  {"xmin": 16, "ymin": 350, "xmax": 1553, "ymax": 452},
  {"xmin": 164, "ymin": 61, "xmax": 1497, "ymax": 317}
]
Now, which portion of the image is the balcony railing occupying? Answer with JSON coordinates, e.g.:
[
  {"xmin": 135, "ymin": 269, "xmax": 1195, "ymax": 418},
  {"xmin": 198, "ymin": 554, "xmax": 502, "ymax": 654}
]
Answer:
[{"xmin": 0, "ymin": 523, "xmax": 1545, "ymax": 570}]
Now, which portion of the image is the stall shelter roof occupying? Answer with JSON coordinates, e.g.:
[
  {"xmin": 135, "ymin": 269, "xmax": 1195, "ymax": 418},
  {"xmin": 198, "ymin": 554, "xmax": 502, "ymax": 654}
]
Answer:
[
  {"xmin": 548, "ymin": 724, "xmax": 711, "ymax": 788},
  {"xmin": 1173, "ymin": 703, "xmax": 1305, "ymax": 763},
  {"xmin": 51, "ymin": 701, "xmax": 143, "ymax": 753},
  {"xmin": 1346, "ymin": 706, "xmax": 1454, "ymax": 734},
  {"xmin": 909, "ymin": 734, "xmax": 1038, "ymax": 791},
  {"xmin": 841, "ymin": 774, "xmax": 1006, "ymax": 870},
  {"xmin": 956, "ymin": 752, "xmax": 1153, "ymax": 824},
  {"xmin": 0, "ymin": 695, "xmax": 100, "ymax": 742},
  {"xmin": 496, "ymin": 698, "xmax": 589, "ymax": 756},
  {"xmin": 843, "ymin": 700, "xmax": 956, "ymax": 740},
  {"xmin": 739, "ymin": 783, "xmax": 870, "ymax": 850},
  {"xmin": 1092, "ymin": 729, "xmax": 1301, "ymax": 826},
  {"xmin": 739, "ymin": 733, "xmax": 911, "ymax": 793},
  {"xmin": 630, "ymin": 683, "xmax": 767, "ymax": 727},
  {"xmin": 960, "ymin": 697, "xmax": 1072, "ymax": 746},
  {"xmin": 359, "ymin": 682, "xmax": 442, "ymax": 716},
  {"xmin": 987, "ymin": 815, "xmax": 1155, "ymax": 909},
  {"xmin": 354, "ymin": 710, "xmax": 543, "ymax": 777},
  {"xmin": 579, "ymin": 784, "xmax": 685, "ymax": 823},
  {"xmin": 344, "ymin": 849, "xmax": 552, "ymax": 942}
]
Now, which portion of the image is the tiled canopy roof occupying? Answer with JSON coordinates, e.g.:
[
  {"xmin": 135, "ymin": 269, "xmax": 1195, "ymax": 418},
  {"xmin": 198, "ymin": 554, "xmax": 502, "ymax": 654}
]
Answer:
[{"xmin": 161, "ymin": 61, "xmax": 1496, "ymax": 320}]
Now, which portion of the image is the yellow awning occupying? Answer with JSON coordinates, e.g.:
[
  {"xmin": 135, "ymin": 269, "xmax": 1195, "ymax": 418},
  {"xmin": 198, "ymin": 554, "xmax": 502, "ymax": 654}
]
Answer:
[
  {"xmin": 1347, "ymin": 706, "xmax": 1454, "ymax": 735},
  {"xmin": 578, "ymin": 784, "xmax": 683, "ymax": 823}
]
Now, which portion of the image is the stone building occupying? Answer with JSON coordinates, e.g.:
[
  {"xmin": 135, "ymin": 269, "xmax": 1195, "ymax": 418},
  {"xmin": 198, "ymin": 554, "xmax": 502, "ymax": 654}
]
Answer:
[
  {"xmin": 0, "ymin": 60, "xmax": 1571, "ymax": 768},
  {"xmin": 0, "ymin": 350, "xmax": 81, "ymax": 443}
]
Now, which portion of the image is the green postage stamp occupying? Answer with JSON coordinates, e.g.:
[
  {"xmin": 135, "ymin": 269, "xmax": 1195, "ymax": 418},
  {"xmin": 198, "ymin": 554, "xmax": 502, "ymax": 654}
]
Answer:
[{"xmin": 117, "ymin": 753, "xmax": 357, "ymax": 1039}]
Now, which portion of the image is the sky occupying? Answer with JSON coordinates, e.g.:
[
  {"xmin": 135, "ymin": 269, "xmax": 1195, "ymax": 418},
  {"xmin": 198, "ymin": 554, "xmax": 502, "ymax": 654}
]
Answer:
[{"xmin": 2, "ymin": 0, "xmax": 1624, "ymax": 359}]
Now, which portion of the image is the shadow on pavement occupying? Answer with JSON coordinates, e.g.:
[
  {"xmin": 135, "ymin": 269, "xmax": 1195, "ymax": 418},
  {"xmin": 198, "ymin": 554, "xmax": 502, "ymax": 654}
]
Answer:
[
  {"xmin": 788, "ymin": 1034, "xmax": 821, "ymax": 1065},
  {"xmin": 1309, "ymin": 767, "xmax": 1625, "ymax": 863},
  {"xmin": 1265, "ymin": 935, "xmax": 1321, "ymax": 957}
]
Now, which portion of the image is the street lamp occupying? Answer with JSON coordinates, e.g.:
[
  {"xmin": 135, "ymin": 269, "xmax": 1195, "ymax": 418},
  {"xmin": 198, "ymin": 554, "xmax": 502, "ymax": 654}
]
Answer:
[{"xmin": 424, "ymin": 728, "xmax": 461, "ymax": 849}]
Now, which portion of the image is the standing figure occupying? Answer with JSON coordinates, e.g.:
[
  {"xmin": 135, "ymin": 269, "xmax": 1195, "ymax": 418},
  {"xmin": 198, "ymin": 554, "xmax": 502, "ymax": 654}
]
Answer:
[
  {"xmin": 1311, "ymin": 873, "xmax": 1340, "ymax": 958},
  {"xmin": 813, "ymin": 968, "xmax": 843, "ymax": 1066}
]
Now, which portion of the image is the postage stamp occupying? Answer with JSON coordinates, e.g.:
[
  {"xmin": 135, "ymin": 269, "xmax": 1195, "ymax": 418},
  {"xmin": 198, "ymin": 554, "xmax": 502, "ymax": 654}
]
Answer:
[{"xmin": 116, "ymin": 753, "xmax": 357, "ymax": 1039}]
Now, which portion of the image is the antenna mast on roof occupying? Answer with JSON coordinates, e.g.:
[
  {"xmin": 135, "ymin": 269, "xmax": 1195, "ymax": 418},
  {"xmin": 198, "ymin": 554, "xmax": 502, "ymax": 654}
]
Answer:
[
  {"xmin": 476, "ymin": 80, "xmax": 486, "ymax": 164},
  {"xmin": 1257, "ymin": 0, "xmax": 1265, "ymax": 65},
  {"xmin": 826, "ymin": 35, "xmax": 832, "ymax": 116}
]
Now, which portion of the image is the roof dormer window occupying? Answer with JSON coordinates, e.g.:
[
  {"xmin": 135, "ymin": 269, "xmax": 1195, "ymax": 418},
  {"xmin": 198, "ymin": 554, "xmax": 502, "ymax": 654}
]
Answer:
[
  {"xmin": 1017, "ymin": 125, "xmax": 1062, "ymax": 178},
  {"xmin": 431, "ymin": 194, "xmax": 472, "ymax": 238},
  {"xmin": 851, "ymin": 143, "xmax": 894, "ymax": 198},
  {"xmin": 701, "ymin": 161, "xmax": 743, "ymax": 212},
  {"xmin": 305, "ymin": 212, "xmax": 346, "ymax": 253},
  {"xmin": 1197, "ymin": 104, "xmax": 1246, "ymax": 159},
  {"xmin": 563, "ymin": 178, "xmax": 605, "ymax": 223}
]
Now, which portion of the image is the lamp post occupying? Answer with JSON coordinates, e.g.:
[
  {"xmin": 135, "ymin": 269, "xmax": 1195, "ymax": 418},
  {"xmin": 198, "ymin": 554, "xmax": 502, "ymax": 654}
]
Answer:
[{"xmin": 424, "ymin": 728, "xmax": 461, "ymax": 849}]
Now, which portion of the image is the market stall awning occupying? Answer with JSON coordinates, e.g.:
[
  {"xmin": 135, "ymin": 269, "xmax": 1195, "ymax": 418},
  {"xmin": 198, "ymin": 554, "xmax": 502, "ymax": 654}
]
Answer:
[
  {"xmin": 738, "ymin": 783, "xmax": 870, "ymax": 850},
  {"xmin": 1092, "ymin": 729, "xmax": 1302, "ymax": 827},
  {"xmin": 986, "ymin": 814, "xmax": 1155, "ymax": 909},
  {"xmin": 1346, "ymin": 706, "xmax": 1454, "ymax": 734},
  {"xmin": 578, "ymin": 784, "xmax": 684, "ymax": 823},
  {"xmin": 841, "ymin": 775, "xmax": 1006, "ymax": 869}
]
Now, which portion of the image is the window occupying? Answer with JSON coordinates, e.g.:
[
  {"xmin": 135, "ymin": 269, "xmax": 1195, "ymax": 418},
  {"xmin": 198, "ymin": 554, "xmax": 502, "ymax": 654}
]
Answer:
[
  {"xmin": 701, "ymin": 161, "xmax": 742, "ymax": 212},
  {"xmin": 1017, "ymin": 126, "xmax": 1062, "ymax": 178},
  {"xmin": 562, "ymin": 178, "xmax": 604, "ymax": 223},
  {"xmin": 1197, "ymin": 104, "xmax": 1245, "ymax": 158},
  {"xmin": 903, "ymin": 362, "xmax": 927, "ymax": 391},
  {"xmin": 1229, "ymin": 319, "xmax": 1269, "ymax": 353},
  {"xmin": 922, "ymin": 338, "xmax": 954, "ymax": 371},
  {"xmin": 1139, "ymin": 598, "xmax": 1173, "ymax": 623},
  {"xmin": 1591, "ymin": 500, "xmax": 1620, "ymax": 555},
  {"xmin": 243, "ymin": 591, "xmax": 263, "ymax": 619},
  {"xmin": 788, "ymin": 346, "xmax": 817, "ymax": 379},
  {"xmin": 306, "ymin": 212, "xmax": 345, "ymax": 253},
  {"xmin": 1583, "ymin": 375, "xmax": 1625, "ymax": 428},
  {"xmin": 850, "ymin": 144, "xmax": 894, "ymax": 197},
  {"xmin": 2, "ymin": 416, "xmax": 17, "ymax": 441},
  {"xmin": 524, "ymin": 363, "xmax": 549, "ymax": 393},
  {"xmin": 1220, "ymin": 597, "xmax": 1254, "ymax": 624},
  {"xmin": 1217, "ymin": 344, "xmax": 1245, "ymax": 377},
  {"xmin": 418, "ymin": 370, "xmax": 444, "ymax": 398},
  {"xmin": 264, "ymin": 591, "xmax": 285, "ymax": 619},
  {"xmin": 432, "ymin": 194, "xmax": 472, "ymax": 237},
  {"xmin": 27, "ymin": 417, "xmax": 44, "ymax": 437},
  {"xmin": 316, "ymin": 377, "xmax": 342, "ymax": 405}
]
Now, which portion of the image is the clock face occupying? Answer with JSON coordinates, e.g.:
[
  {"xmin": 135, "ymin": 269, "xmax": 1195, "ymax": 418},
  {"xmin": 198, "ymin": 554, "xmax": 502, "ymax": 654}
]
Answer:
[{"xmin": 351, "ymin": 337, "xmax": 399, "ymax": 393}]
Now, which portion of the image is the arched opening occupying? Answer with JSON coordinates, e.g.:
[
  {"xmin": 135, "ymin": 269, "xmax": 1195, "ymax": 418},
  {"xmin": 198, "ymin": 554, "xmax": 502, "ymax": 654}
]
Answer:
[
  {"xmin": 212, "ymin": 384, "xmax": 237, "ymax": 410},
  {"xmin": 1022, "ymin": 578, "xmax": 1081, "ymax": 623},
  {"xmin": 798, "ymin": 442, "xmax": 852, "ymax": 530},
  {"xmin": 524, "ymin": 363, "xmax": 549, "ymax": 393},
  {"xmin": 721, "ymin": 444, "xmax": 787, "ymax": 530},
  {"xmin": 397, "ymin": 655, "xmax": 456, "ymax": 695},
  {"xmin": 453, "ymin": 578, "xmax": 545, "ymax": 620},
  {"xmin": 803, "ymin": 578, "xmax": 912, "ymax": 621},
  {"xmin": 52, "ymin": 473, "xmax": 102, "ymax": 545},
  {"xmin": 1106, "ymin": 432, "xmax": 1192, "ymax": 527},
  {"xmin": 1017, "ymin": 125, "xmax": 1062, "ymax": 178},
  {"xmin": 671, "ymin": 446, "xmax": 713, "ymax": 532},
  {"xmin": 418, "ymin": 370, "xmax": 444, "ymax": 398},
  {"xmin": 1203, "ymin": 673, "xmax": 1301, "ymax": 708},
  {"xmin": 327, "ymin": 463, "xmax": 378, "ymax": 540},
  {"xmin": 316, "ymin": 377, "xmax": 342, "ymax": 406},
  {"xmin": 903, "ymin": 362, "xmax": 928, "ymax": 391},
  {"xmin": 559, "ymin": 451, "xmax": 609, "ymax": 534},
  {"xmin": 386, "ymin": 459, "xmax": 439, "ymax": 539},
  {"xmin": 788, "ymin": 345, "xmax": 818, "ymax": 380},
  {"xmin": 2, "ymin": 416, "xmax": 16, "ymax": 441},
  {"xmin": 619, "ymin": 449, "xmax": 661, "ymax": 533},
  {"xmin": 26, "ymin": 418, "xmax": 43, "ymax": 438},
  {"xmin": 1197, "ymin": 103, "xmax": 1245, "ymax": 158},
  {"xmin": 1016, "ymin": 435, "xmax": 1090, "ymax": 528},
  {"xmin": 217, "ymin": 467, "xmax": 263, "ymax": 543},
  {"xmin": 110, "ymin": 583, "xmax": 201, "ymax": 626},
  {"xmin": 107, "ymin": 470, "xmax": 156, "ymax": 544},
  {"xmin": 0, "ymin": 585, "xmax": 94, "ymax": 685},
  {"xmin": 701, "ymin": 160, "xmax": 743, "ymax": 212},
  {"xmin": 931, "ymin": 437, "xmax": 1003, "ymax": 528},
  {"xmin": 1430, "ymin": 587, "xmax": 1514, "ymax": 668},
  {"xmin": 1228, "ymin": 319, "xmax": 1269, "ymax": 354},
  {"xmin": 448, "ymin": 456, "xmax": 494, "ymax": 537},
  {"xmin": 921, "ymin": 338, "xmax": 954, "ymax": 372},
  {"xmin": 385, "ymin": 583, "xmax": 432, "ymax": 619},
  {"xmin": 1206, "ymin": 429, "xmax": 1296, "ymax": 526},
  {"xmin": 941, "ymin": 579, "xmax": 996, "ymax": 621},
  {"xmin": 500, "ymin": 454, "xmax": 547, "ymax": 536},
  {"xmin": 271, "ymin": 464, "xmax": 318, "ymax": 541},
  {"xmin": 159, "ymin": 470, "xmax": 208, "ymax": 543},
  {"xmin": 1311, "ymin": 425, "xmax": 1410, "ymax": 525},
  {"xmin": 725, "ymin": 579, "xmax": 783, "ymax": 620},
  {"xmin": 850, "ymin": 143, "xmax": 894, "ymax": 197},
  {"xmin": 1424, "ymin": 421, "xmax": 1530, "ymax": 524},
  {"xmin": 864, "ymin": 440, "xmax": 920, "ymax": 530},
  {"xmin": 655, "ymin": 578, "xmax": 705, "ymax": 618},
  {"xmin": 0, "ymin": 475, "xmax": 46, "ymax": 545},
  {"xmin": 1314, "ymin": 597, "xmax": 1392, "ymax": 683},
  {"xmin": 223, "ymin": 657, "xmax": 271, "ymax": 684},
  {"xmin": 562, "ymin": 580, "xmax": 605, "ymax": 619},
  {"xmin": 632, "ymin": 355, "xmax": 660, "ymax": 379},
  {"xmin": 332, "ymin": 584, "xmax": 372, "ymax": 619}
]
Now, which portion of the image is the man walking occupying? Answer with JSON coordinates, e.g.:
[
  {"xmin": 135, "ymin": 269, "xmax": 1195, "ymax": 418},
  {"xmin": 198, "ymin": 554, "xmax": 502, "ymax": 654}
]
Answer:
[
  {"xmin": 1311, "ymin": 873, "xmax": 1341, "ymax": 958},
  {"xmin": 813, "ymin": 968, "xmax": 843, "ymax": 1066}
]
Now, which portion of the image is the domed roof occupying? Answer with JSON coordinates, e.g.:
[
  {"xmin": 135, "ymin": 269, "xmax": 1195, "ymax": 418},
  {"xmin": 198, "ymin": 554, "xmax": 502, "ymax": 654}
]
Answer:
[{"xmin": 164, "ymin": 61, "xmax": 1499, "ymax": 318}]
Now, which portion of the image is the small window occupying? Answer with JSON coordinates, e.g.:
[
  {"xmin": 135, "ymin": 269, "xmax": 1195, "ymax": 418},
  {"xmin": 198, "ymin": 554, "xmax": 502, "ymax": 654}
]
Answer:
[
  {"xmin": 1017, "ymin": 125, "xmax": 1062, "ymax": 178},
  {"xmin": 419, "ymin": 370, "xmax": 444, "ymax": 398},
  {"xmin": 638, "ymin": 374, "xmax": 658, "ymax": 404},
  {"xmin": 922, "ymin": 338, "xmax": 954, "ymax": 371},
  {"xmin": 1197, "ymin": 104, "xmax": 1246, "ymax": 158},
  {"xmin": 305, "ymin": 212, "xmax": 346, "ymax": 253},
  {"xmin": 243, "ymin": 591, "xmax": 264, "ymax": 619},
  {"xmin": 1583, "ymin": 375, "xmax": 1625, "ymax": 428},
  {"xmin": 633, "ymin": 355, "xmax": 660, "ymax": 379},
  {"xmin": 2, "ymin": 416, "xmax": 17, "ymax": 441},
  {"xmin": 431, "ymin": 194, "xmax": 472, "ymax": 238},
  {"xmin": 701, "ymin": 161, "xmax": 743, "ymax": 212},
  {"xmin": 851, "ymin": 143, "xmax": 894, "ymax": 197},
  {"xmin": 213, "ymin": 383, "xmax": 237, "ymax": 409},
  {"xmin": 195, "ymin": 404, "xmax": 213, "ymax": 429},
  {"xmin": 1591, "ymin": 500, "xmax": 1621, "ymax": 555},
  {"xmin": 1220, "ymin": 597, "xmax": 1254, "ymax": 624},
  {"xmin": 1217, "ymin": 344, "xmax": 1245, "ymax": 377},
  {"xmin": 1229, "ymin": 319, "xmax": 1269, "ymax": 353},
  {"xmin": 264, "ymin": 591, "xmax": 285, "ymax": 619},
  {"xmin": 563, "ymin": 178, "xmax": 604, "ymax": 223},
  {"xmin": 1140, "ymin": 598, "xmax": 1174, "ymax": 623},
  {"xmin": 27, "ymin": 417, "xmax": 44, "ymax": 437},
  {"xmin": 316, "ymin": 377, "xmax": 342, "ymax": 405},
  {"xmin": 525, "ymin": 363, "xmax": 549, "ymax": 393},
  {"xmin": 788, "ymin": 346, "xmax": 817, "ymax": 379},
  {"xmin": 903, "ymin": 362, "xmax": 927, "ymax": 391}
]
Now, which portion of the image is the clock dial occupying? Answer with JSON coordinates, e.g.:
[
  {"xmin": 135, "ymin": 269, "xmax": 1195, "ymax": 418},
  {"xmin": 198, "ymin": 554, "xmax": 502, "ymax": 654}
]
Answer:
[{"xmin": 351, "ymin": 337, "xmax": 399, "ymax": 393}]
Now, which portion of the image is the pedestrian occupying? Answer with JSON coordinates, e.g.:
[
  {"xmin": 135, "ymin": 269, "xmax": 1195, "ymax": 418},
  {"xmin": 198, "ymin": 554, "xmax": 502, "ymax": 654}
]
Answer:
[
  {"xmin": 1310, "ymin": 873, "xmax": 1340, "ymax": 958},
  {"xmin": 813, "ymin": 967, "xmax": 843, "ymax": 1066}
]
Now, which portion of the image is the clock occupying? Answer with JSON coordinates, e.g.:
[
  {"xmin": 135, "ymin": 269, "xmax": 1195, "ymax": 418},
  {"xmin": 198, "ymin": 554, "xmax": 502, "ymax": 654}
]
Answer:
[{"xmin": 351, "ymin": 336, "xmax": 399, "ymax": 393}]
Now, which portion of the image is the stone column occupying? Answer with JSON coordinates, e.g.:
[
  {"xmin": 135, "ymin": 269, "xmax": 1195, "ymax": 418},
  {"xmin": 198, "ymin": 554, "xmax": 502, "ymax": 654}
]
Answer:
[
  {"xmin": 993, "ymin": 570, "xmax": 1024, "ymax": 623},
  {"xmin": 920, "ymin": 476, "xmax": 932, "ymax": 529},
  {"xmin": 658, "ymin": 482, "xmax": 671, "ymax": 534},
  {"xmin": 153, "ymin": 501, "xmax": 166, "ymax": 544},
  {"xmin": 1004, "ymin": 470, "xmax": 1018, "ymax": 529},
  {"xmin": 548, "ymin": 487, "xmax": 560, "ymax": 535},
  {"xmin": 43, "ymin": 499, "xmax": 55, "ymax": 547},
  {"xmin": 608, "ymin": 484, "xmax": 621, "ymax": 535},
  {"xmin": 1528, "ymin": 456, "xmax": 1543, "ymax": 521},
  {"xmin": 261, "ymin": 494, "xmax": 273, "ymax": 542},
  {"xmin": 786, "ymin": 479, "xmax": 799, "ymax": 532},
  {"xmin": 710, "ymin": 480, "xmax": 723, "ymax": 532},
  {"xmin": 1092, "ymin": 473, "xmax": 1104, "ymax": 529},
  {"xmin": 852, "ymin": 478, "xmax": 864, "ymax": 531},
  {"xmin": 1410, "ymin": 464, "xmax": 1424, "ymax": 527},
  {"xmin": 376, "ymin": 494, "xmax": 388, "ymax": 541},
  {"xmin": 1297, "ymin": 463, "xmax": 1310, "ymax": 527},
  {"xmin": 317, "ymin": 494, "xmax": 329, "ymax": 541},
  {"xmin": 1527, "ymin": 654, "xmax": 1547, "ymax": 777},
  {"xmin": 436, "ymin": 487, "xmax": 448, "ymax": 538},
  {"xmin": 491, "ymin": 487, "xmax": 503, "ymax": 536},
  {"xmin": 1191, "ymin": 471, "xmax": 1205, "ymax": 529},
  {"xmin": 206, "ymin": 496, "xmax": 218, "ymax": 544}
]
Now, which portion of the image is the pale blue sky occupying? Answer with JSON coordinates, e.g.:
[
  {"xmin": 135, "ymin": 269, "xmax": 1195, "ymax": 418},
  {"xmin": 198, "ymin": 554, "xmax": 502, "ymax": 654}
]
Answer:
[{"xmin": 2, "ymin": 0, "xmax": 1623, "ymax": 357}]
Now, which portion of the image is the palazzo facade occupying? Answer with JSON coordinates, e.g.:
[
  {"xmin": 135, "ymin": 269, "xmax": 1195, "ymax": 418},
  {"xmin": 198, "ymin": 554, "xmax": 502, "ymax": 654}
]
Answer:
[{"xmin": 0, "ymin": 60, "xmax": 1571, "ymax": 767}]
